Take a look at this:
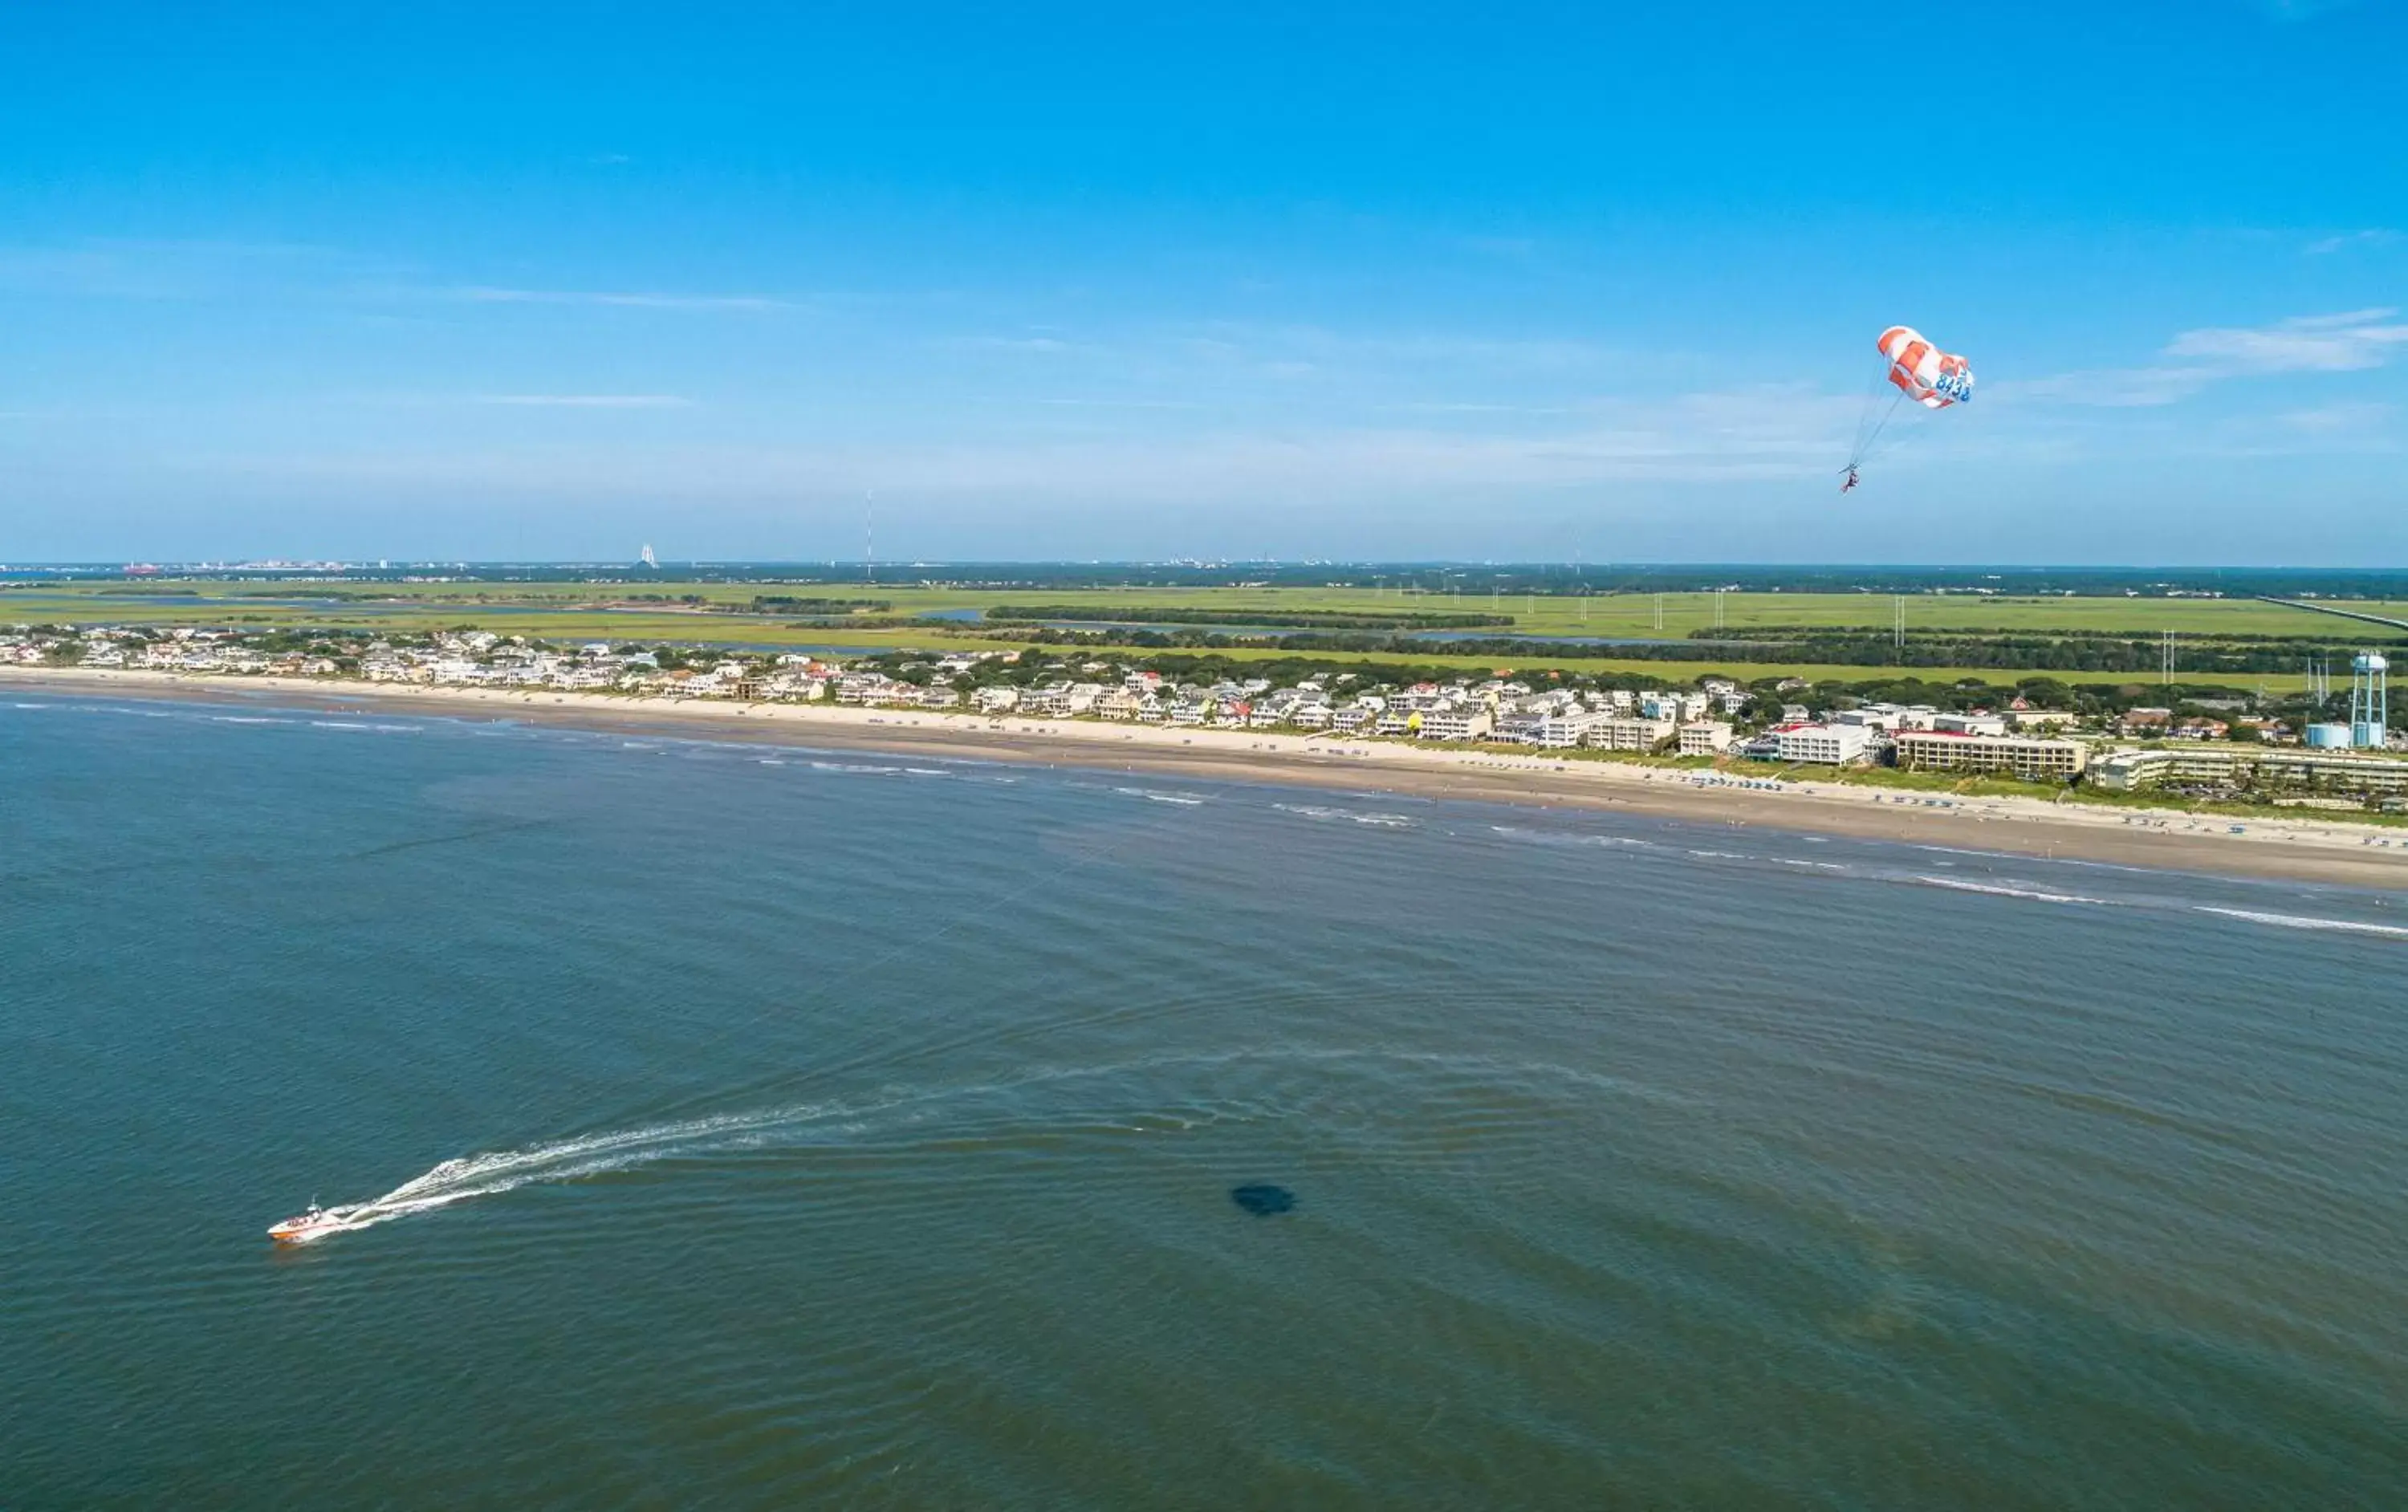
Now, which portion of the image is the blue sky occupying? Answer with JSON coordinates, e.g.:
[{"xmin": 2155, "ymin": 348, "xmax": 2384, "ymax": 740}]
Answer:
[{"xmin": 2, "ymin": 2, "xmax": 2403, "ymax": 563}]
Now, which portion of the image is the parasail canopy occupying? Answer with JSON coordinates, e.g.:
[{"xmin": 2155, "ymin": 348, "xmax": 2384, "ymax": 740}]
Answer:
[{"xmin": 1877, "ymin": 325, "xmax": 1975, "ymax": 409}]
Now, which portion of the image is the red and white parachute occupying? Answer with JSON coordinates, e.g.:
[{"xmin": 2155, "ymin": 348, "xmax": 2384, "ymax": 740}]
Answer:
[
  {"xmin": 1877, "ymin": 325, "xmax": 1974, "ymax": 408},
  {"xmin": 1844, "ymin": 323, "xmax": 1973, "ymax": 489}
]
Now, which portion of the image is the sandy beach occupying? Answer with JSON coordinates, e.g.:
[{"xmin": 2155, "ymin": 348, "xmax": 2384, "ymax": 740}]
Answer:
[{"xmin": 8, "ymin": 664, "xmax": 2406, "ymax": 890}]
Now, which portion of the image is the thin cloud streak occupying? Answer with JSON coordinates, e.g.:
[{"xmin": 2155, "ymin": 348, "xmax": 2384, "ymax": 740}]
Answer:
[
  {"xmin": 2304, "ymin": 228, "xmax": 2399, "ymax": 255},
  {"xmin": 475, "ymin": 394, "xmax": 698, "ymax": 408},
  {"xmin": 2006, "ymin": 310, "xmax": 2408, "ymax": 407},
  {"xmin": 2166, "ymin": 309, "xmax": 2408, "ymax": 372},
  {"xmin": 185, "ymin": 385, "xmax": 1863, "ymax": 499},
  {"xmin": 452, "ymin": 286, "xmax": 791, "ymax": 311}
]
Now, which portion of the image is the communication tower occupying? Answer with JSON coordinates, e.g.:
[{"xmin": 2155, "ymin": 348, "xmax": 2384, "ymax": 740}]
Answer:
[{"xmin": 2349, "ymin": 652, "xmax": 2388, "ymax": 748}]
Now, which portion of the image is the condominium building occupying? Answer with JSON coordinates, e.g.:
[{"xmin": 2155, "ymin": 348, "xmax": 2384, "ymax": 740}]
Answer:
[
  {"xmin": 1587, "ymin": 716, "xmax": 1675, "ymax": 753},
  {"xmin": 2090, "ymin": 745, "xmax": 2408, "ymax": 797},
  {"xmin": 1417, "ymin": 706, "xmax": 1495, "ymax": 742},
  {"xmin": 1676, "ymin": 721, "xmax": 1734, "ymax": 755},
  {"xmin": 1894, "ymin": 730, "xmax": 2088, "ymax": 781},
  {"xmin": 1773, "ymin": 723, "xmax": 1873, "ymax": 765}
]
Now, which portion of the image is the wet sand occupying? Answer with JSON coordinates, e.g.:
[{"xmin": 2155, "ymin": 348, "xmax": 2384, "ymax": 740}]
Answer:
[{"xmin": 9, "ymin": 665, "xmax": 2406, "ymax": 891}]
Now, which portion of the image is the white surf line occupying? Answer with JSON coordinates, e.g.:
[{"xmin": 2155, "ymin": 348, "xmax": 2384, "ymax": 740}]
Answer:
[
  {"xmin": 2194, "ymin": 906, "xmax": 2408, "ymax": 940},
  {"xmin": 1912, "ymin": 875, "xmax": 2112, "ymax": 906}
]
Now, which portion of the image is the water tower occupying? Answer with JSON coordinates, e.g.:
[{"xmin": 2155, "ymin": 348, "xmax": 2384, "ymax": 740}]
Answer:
[{"xmin": 2350, "ymin": 652, "xmax": 2388, "ymax": 748}]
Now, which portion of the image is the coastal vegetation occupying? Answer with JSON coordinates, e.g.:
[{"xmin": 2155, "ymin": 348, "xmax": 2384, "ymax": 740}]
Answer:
[{"xmin": 7, "ymin": 568, "xmax": 2404, "ymax": 697}]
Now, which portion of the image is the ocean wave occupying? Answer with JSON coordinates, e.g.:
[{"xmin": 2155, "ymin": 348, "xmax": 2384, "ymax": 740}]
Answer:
[
  {"xmin": 1117, "ymin": 787, "xmax": 1206, "ymax": 805},
  {"xmin": 811, "ymin": 760, "xmax": 906, "ymax": 774},
  {"xmin": 1275, "ymin": 803, "xmax": 1413, "ymax": 828},
  {"xmin": 1914, "ymin": 876, "xmax": 2111, "ymax": 906},
  {"xmin": 1489, "ymin": 825, "xmax": 1654, "ymax": 850},
  {"xmin": 2194, "ymin": 906, "xmax": 2408, "ymax": 940}
]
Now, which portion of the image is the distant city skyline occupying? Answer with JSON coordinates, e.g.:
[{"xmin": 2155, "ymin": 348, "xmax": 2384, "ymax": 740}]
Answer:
[{"xmin": 3, "ymin": 2, "xmax": 2403, "ymax": 564}]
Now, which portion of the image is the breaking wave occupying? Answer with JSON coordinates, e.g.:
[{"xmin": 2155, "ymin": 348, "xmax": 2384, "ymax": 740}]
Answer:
[
  {"xmin": 2195, "ymin": 907, "xmax": 2408, "ymax": 940},
  {"xmin": 1913, "ymin": 876, "xmax": 2111, "ymax": 906},
  {"xmin": 1489, "ymin": 825, "xmax": 1655, "ymax": 850},
  {"xmin": 1273, "ymin": 803, "xmax": 1415, "ymax": 828}
]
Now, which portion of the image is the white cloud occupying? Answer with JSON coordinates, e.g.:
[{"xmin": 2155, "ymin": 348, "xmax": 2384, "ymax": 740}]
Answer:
[
  {"xmin": 452, "ymin": 287, "xmax": 789, "ymax": 311},
  {"xmin": 2008, "ymin": 311, "xmax": 2408, "ymax": 408},
  {"xmin": 2276, "ymin": 400, "xmax": 2396, "ymax": 433},
  {"xmin": 2251, "ymin": 0, "xmax": 2357, "ymax": 18},
  {"xmin": 2304, "ymin": 228, "xmax": 2399, "ymax": 255},
  {"xmin": 2166, "ymin": 309, "xmax": 2408, "ymax": 372},
  {"xmin": 474, "ymin": 394, "xmax": 696, "ymax": 408},
  {"xmin": 184, "ymin": 384, "xmax": 1861, "ymax": 502},
  {"xmin": 956, "ymin": 335, "xmax": 1076, "ymax": 352}
]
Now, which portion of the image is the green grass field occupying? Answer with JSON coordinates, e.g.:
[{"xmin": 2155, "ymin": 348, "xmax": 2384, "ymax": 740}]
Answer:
[{"xmin": 6, "ymin": 577, "xmax": 2382, "ymax": 691}]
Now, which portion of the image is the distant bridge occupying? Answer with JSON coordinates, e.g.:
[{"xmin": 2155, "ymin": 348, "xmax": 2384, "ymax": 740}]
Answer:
[{"xmin": 2255, "ymin": 596, "xmax": 2408, "ymax": 635}]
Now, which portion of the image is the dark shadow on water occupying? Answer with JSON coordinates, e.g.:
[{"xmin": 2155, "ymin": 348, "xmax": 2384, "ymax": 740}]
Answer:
[{"xmin": 1230, "ymin": 1183, "xmax": 1296, "ymax": 1216}]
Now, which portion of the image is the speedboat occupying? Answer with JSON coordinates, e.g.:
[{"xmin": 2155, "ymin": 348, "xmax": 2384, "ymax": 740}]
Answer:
[{"xmin": 267, "ymin": 1201, "xmax": 365, "ymax": 1245}]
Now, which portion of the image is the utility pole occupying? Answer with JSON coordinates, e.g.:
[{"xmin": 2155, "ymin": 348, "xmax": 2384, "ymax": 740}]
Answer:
[
  {"xmin": 864, "ymin": 490, "xmax": 877, "ymax": 586},
  {"xmin": 1893, "ymin": 595, "xmax": 1906, "ymax": 649},
  {"xmin": 1653, "ymin": 593, "xmax": 1664, "ymax": 632},
  {"xmin": 2161, "ymin": 628, "xmax": 2174, "ymax": 686}
]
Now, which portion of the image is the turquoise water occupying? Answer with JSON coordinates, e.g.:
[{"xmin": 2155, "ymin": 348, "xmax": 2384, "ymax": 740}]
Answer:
[{"xmin": 3, "ymin": 692, "xmax": 2404, "ymax": 1509}]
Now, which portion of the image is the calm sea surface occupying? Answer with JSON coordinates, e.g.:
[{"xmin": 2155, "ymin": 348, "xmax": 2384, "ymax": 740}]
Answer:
[{"xmin": 4, "ymin": 693, "xmax": 2404, "ymax": 1509}]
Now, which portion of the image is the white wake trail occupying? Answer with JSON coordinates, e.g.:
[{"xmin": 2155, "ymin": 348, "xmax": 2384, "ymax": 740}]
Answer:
[{"xmin": 291, "ymin": 1102, "xmax": 841, "ymax": 1240}]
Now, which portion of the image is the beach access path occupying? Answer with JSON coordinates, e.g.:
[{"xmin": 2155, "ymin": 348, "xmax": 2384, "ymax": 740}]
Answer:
[{"xmin": 7, "ymin": 665, "xmax": 2406, "ymax": 891}]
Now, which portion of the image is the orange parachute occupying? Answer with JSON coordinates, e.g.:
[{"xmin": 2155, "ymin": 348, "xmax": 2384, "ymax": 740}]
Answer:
[
  {"xmin": 1844, "ymin": 323, "xmax": 1974, "ymax": 489},
  {"xmin": 1876, "ymin": 324, "xmax": 1974, "ymax": 409}
]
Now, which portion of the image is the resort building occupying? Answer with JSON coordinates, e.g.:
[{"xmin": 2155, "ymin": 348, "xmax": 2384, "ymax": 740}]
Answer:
[
  {"xmin": 1677, "ymin": 721, "xmax": 1734, "ymax": 755},
  {"xmin": 1894, "ymin": 730, "xmax": 2089, "ymax": 781},
  {"xmin": 1588, "ymin": 717, "xmax": 1675, "ymax": 753},
  {"xmin": 1417, "ymin": 705, "xmax": 1495, "ymax": 742},
  {"xmin": 1772, "ymin": 723, "xmax": 1873, "ymax": 765},
  {"xmin": 2090, "ymin": 746, "xmax": 2408, "ymax": 798}
]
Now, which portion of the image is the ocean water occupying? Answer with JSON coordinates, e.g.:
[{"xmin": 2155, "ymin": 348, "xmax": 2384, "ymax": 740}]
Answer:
[{"xmin": 2, "ymin": 692, "xmax": 2404, "ymax": 1509}]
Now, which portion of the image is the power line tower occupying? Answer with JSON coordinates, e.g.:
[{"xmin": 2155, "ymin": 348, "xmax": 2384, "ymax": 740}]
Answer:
[
  {"xmin": 1892, "ymin": 595, "xmax": 1906, "ymax": 649},
  {"xmin": 2160, "ymin": 629, "xmax": 2175, "ymax": 686},
  {"xmin": 1712, "ymin": 588, "xmax": 1726, "ymax": 631},
  {"xmin": 863, "ymin": 490, "xmax": 877, "ymax": 585},
  {"xmin": 1653, "ymin": 593, "xmax": 1664, "ymax": 632}
]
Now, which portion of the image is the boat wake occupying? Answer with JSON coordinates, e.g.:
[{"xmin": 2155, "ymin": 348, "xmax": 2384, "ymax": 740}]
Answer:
[
  {"xmin": 271, "ymin": 1045, "xmax": 1694, "ymax": 1246},
  {"xmin": 271, "ymin": 1103, "xmax": 840, "ymax": 1242}
]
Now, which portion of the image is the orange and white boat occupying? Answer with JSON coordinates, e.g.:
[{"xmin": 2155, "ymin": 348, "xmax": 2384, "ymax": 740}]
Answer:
[{"xmin": 267, "ymin": 1201, "xmax": 367, "ymax": 1246}]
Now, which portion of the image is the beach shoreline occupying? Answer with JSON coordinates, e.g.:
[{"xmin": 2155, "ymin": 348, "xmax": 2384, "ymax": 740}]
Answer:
[{"xmin": 8, "ymin": 664, "xmax": 2406, "ymax": 890}]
